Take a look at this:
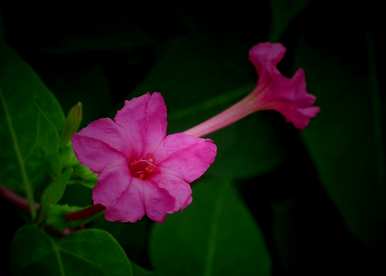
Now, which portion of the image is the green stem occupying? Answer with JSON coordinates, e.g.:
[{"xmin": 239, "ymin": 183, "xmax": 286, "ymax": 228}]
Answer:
[{"xmin": 0, "ymin": 89, "xmax": 36, "ymax": 219}]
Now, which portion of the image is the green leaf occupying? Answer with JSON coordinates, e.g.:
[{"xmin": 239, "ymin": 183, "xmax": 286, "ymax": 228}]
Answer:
[
  {"xmin": 150, "ymin": 177, "xmax": 271, "ymax": 276},
  {"xmin": 134, "ymin": 35, "xmax": 287, "ymax": 178},
  {"xmin": 40, "ymin": 168, "xmax": 73, "ymax": 216},
  {"xmin": 93, "ymin": 218, "xmax": 151, "ymax": 267},
  {"xmin": 0, "ymin": 40, "xmax": 65, "ymax": 217},
  {"xmin": 11, "ymin": 224, "xmax": 133, "ymax": 276},
  {"xmin": 62, "ymin": 102, "xmax": 82, "ymax": 145},
  {"xmin": 270, "ymin": 0, "xmax": 308, "ymax": 41},
  {"xmin": 295, "ymin": 43, "xmax": 386, "ymax": 244}
]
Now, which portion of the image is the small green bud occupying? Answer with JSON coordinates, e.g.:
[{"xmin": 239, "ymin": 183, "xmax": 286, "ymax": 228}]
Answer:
[{"xmin": 62, "ymin": 102, "xmax": 82, "ymax": 145}]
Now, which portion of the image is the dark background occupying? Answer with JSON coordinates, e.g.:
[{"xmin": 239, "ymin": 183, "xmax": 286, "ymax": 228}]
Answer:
[{"xmin": 1, "ymin": 2, "xmax": 385, "ymax": 275}]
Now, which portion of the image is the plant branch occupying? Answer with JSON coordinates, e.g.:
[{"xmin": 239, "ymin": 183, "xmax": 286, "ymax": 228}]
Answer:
[
  {"xmin": 0, "ymin": 185, "xmax": 104, "ymax": 222},
  {"xmin": 0, "ymin": 186, "xmax": 38, "ymax": 211}
]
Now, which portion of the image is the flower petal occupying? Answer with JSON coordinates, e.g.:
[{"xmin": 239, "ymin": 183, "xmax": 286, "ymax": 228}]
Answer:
[
  {"xmin": 72, "ymin": 134, "xmax": 126, "ymax": 173},
  {"xmin": 152, "ymin": 172, "xmax": 192, "ymax": 212},
  {"xmin": 114, "ymin": 92, "xmax": 167, "ymax": 156},
  {"xmin": 77, "ymin": 118, "xmax": 130, "ymax": 156},
  {"xmin": 92, "ymin": 159, "xmax": 131, "ymax": 209},
  {"xmin": 249, "ymin": 42, "xmax": 320, "ymax": 129},
  {"xmin": 142, "ymin": 179, "xmax": 175, "ymax": 222},
  {"xmin": 249, "ymin": 42, "xmax": 286, "ymax": 86},
  {"xmin": 155, "ymin": 133, "xmax": 217, "ymax": 182},
  {"xmin": 104, "ymin": 179, "xmax": 145, "ymax": 223},
  {"xmin": 103, "ymin": 178, "xmax": 175, "ymax": 223},
  {"xmin": 277, "ymin": 104, "xmax": 320, "ymax": 129}
]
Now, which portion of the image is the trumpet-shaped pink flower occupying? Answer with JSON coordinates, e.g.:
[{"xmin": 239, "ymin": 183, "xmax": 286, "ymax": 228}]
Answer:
[
  {"xmin": 72, "ymin": 93, "xmax": 217, "ymax": 223},
  {"xmin": 249, "ymin": 42, "xmax": 320, "ymax": 129},
  {"xmin": 185, "ymin": 42, "xmax": 319, "ymax": 137}
]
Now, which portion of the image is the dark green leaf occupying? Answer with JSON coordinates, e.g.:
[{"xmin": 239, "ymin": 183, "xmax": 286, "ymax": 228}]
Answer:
[
  {"xmin": 93, "ymin": 218, "xmax": 151, "ymax": 268},
  {"xmin": 150, "ymin": 177, "xmax": 271, "ymax": 276},
  {"xmin": 134, "ymin": 35, "xmax": 287, "ymax": 178},
  {"xmin": 0, "ymin": 40, "xmax": 64, "ymax": 217},
  {"xmin": 270, "ymin": 0, "xmax": 308, "ymax": 41},
  {"xmin": 295, "ymin": 43, "xmax": 386, "ymax": 244},
  {"xmin": 11, "ymin": 224, "xmax": 133, "ymax": 276}
]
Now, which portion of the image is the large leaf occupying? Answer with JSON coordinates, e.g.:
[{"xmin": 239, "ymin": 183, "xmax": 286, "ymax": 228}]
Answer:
[
  {"xmin": 150, "ymin": 177, "xmax": 271, "ymax": 276},
  {"xmin": 295, "ymin": 43, "xmax": 386, "ymax": 244},
  {"xmin": 134, "ymin": 35, "xmax": 287, "ymax": 178},
  {"xmin": 93, "ymin": 218, "xmax": 151, "ymax": 268},
  {"xmin": 0, "ymin": 40, "xmax": 64, "ymax": 216},
  {"xmin": 11, "ymin": 224, "xmax": 133, "ymax": 276}
]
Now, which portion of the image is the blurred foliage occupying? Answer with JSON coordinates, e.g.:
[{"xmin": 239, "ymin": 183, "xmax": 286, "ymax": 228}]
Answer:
[{"xmin": 297, "ymin": 42, "xmax": 386, "ymax": 244}]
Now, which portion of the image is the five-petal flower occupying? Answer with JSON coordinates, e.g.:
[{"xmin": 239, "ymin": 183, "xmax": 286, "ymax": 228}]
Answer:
[{"xmin": 72, "ymin": 93, "xmax": 217, "ymax": 222}]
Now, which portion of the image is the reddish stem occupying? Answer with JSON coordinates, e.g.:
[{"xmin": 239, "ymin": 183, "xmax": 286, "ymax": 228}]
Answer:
[
  {"xmin": 0, "ymin": 186, "xmax": 38, "ymax": 212},
  {"xmin": 65, "ymin": 204, "xmax": 105, "ymax": 221},
  {"xmin": 0, "ymin": 185, "xmax": 104, "ymax": 222}
]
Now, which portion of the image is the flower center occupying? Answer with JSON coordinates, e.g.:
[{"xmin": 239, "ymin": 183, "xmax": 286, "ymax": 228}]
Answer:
[{"xmin": 129, "ymin": 155, "xmax": 158, "ymax": 180}]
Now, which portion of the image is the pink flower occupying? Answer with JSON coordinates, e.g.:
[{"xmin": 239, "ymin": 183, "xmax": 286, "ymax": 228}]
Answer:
[
  {"xmin": 185, "ymin": 42, "xmax": 320, "ymax": 137},
  {"xmin": 249, "ymin": 42, "xmax": 320, "ymax": 129},
  {"xmin": 69, "ymin": 42, "xmax": 319, "ymax": 224},
  {"xmin": 72, "ymin": 93, "xmax": 217, "ymax": 223}
]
